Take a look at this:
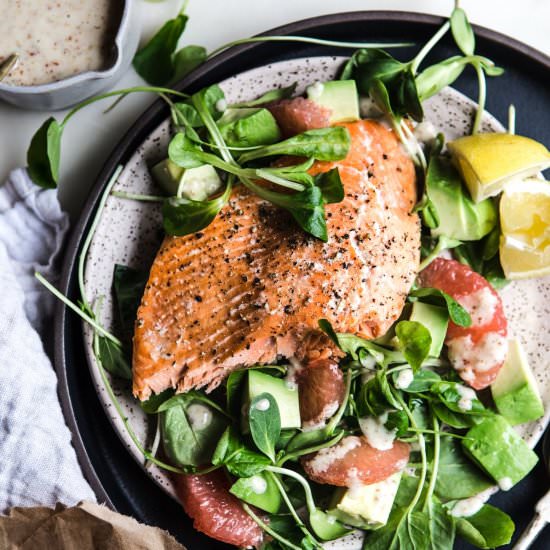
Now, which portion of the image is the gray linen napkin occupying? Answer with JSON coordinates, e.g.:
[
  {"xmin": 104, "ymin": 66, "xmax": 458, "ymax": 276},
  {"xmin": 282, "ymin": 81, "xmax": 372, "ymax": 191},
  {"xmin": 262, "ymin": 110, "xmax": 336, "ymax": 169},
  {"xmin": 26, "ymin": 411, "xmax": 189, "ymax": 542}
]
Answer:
[{"xmin": 0, "ymin": 168, "xmax": 96, "ymax": 512}]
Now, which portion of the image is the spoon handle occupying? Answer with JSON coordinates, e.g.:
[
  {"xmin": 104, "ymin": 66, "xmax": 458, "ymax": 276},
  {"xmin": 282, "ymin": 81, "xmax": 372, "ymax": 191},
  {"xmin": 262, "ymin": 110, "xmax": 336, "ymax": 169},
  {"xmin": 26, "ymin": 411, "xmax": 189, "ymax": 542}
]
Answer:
[{"xmin": 514, "ymin": 490, "xmax": 550, "ymax": 550}]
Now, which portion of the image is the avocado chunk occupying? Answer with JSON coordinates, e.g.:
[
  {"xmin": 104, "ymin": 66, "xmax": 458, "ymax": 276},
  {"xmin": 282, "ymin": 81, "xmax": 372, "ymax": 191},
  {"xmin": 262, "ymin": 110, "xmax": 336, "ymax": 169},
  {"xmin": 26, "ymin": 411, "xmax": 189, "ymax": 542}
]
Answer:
[
  {"xmin": 462, "ymin": 415, "xmax": 538, "ymax": 489},
  {"xmin": 151, "ymin": 159, "xmax": 222, "ymax": 201},
  {"xmin": 491, "ymin": 339, "xmax": 544, "ymax": 425},
  {"xmin": 217, "ymin": 108, "xmax": 281, "ymax": 147},
  {"xmin": 427, "ymin": 156, "xmax": 497, "ymax": 241},
  {"xmin": 243, "ymin": 370, "xmax": 300, "ymax": 430},
  {"xmin": 229, "ymin": 472, "xmax": 281, "ymax": 513},
  {"xmin": 409, "ymin": 302, "xmax": 449, "ymax": 357},
  {"xmin": 307, "ymin": 80, "xmax": 360, "ymax": 124},
  {"xmin": 328, "ymin": 472, "xmax": 402, "ymax": 529}
]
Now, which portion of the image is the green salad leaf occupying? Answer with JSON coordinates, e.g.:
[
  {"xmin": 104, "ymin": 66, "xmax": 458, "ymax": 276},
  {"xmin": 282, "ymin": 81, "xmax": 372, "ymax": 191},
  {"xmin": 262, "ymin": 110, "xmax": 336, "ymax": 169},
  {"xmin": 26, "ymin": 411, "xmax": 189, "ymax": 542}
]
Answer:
[
  {"xmin": 96, "ymin": 337, "xmax": 132, "ymax": 380},
  {"xmin": 249, "ymin": 393, "xmax": 281, "ymax": 462},
  {"xmin": 455, "ymin": 505, "xmax": 515, "ymax": 549},
  {"xmin": 133, "ymin": 12, "xmax": 189, "ymax": 85},
  {"xmin": 113, "ymin": 264, "xmax": 148, "ymax": 341},
  {"xmin": 26, "ymin": 117, "xmax": 62, "ymax": 189},
  {"xmin": 395, "ymin": 320, "xmax": 432, "ymax": 370},
  {"xmin": 409, "ymin": 288, "xmax": 472, "ymax": 327},
  {"xmin": 173, "ymin": 45, "xmax": 207, "ymax": 81}
]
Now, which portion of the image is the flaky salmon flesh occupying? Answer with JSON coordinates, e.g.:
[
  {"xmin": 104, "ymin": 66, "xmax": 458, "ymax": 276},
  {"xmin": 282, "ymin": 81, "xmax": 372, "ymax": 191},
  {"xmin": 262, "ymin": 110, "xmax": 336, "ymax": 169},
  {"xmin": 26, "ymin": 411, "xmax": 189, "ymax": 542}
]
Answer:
[{"xmin": 132, "ymin": 120, "xmax": 420, "ymax": 400}]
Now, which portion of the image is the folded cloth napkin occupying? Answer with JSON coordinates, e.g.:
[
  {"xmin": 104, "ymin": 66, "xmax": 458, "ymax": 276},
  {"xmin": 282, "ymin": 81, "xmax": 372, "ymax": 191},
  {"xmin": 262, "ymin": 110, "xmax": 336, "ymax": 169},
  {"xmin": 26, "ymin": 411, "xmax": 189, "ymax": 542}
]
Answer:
[{"xmin": 0, "ymin": 168, "xmax": 96, "ymax": 512}]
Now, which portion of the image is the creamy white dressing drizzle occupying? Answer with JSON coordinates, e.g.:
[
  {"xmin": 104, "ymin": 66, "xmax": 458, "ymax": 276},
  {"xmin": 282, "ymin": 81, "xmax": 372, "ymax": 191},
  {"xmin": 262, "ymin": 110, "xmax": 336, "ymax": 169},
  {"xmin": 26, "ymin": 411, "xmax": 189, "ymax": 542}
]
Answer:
[
  {"xmin": 455, "ymin": 384, "xmax": 477, "ymax": 411},
  {"xmin": 451, "ymin": 487, "xmax": 498, "ymax": 518},
  {"xmin": 249, "ymin": 475, "xmax": 268, "ymax": 494},
  {"xmin": 447, "ymin": 332, "xmax": 508, "ymax": 376},
  {"xmin": 254, "ymin": 398, "xmax": 270, "ymax": 411},
  {"xmin": 186, "ymin": 403, "xmax": 213, "ymax": 430},
  {"xmin": 0, "ymin": 0, "xmax": 119, "ymax": 86},
  {"xmin": 395, "ymin": 368, "xmax": 414, "ymax": 389},
  {"xmin": 459, "ymin": 287, "xmax": 499, "ymax": 327},
  {"xmin": 307, "ymin": 436, "xmax": 361, "ymax": 474},
  {"xmin": 307, "ymin": 81, "xmax": 324, "ymax": 101},
  {"xmin": 358, "ymin": 413, "xmax": 396, "ymax": 451},
  {"xmin": 498, "ymin": 477, "xmax": 513, "ymax": 491}
]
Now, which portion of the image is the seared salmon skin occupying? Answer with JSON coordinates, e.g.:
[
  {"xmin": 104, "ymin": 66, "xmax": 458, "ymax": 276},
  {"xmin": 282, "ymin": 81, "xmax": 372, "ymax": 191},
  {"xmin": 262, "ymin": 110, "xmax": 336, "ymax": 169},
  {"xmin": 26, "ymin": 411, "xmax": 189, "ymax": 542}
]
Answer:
[{"xmin": 133, "ymin": 120, "xmax": 420, "ymax": 400}]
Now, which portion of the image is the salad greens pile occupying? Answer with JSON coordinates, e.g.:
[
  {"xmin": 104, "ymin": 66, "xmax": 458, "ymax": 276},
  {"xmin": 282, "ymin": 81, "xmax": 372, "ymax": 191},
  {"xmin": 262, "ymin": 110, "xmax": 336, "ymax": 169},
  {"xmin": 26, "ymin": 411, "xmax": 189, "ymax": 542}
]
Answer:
[{"xmin": 29, "ymin": 2, "xmax": 545, "ymax": 549}]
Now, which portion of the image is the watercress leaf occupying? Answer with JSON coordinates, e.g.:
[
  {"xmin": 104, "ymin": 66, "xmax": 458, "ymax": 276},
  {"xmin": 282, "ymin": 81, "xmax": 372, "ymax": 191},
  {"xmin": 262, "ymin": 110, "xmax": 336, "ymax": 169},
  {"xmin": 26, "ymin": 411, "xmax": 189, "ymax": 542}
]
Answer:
[
  {"xmin": 482, "ymin": 255, "xmax": 509, "ymax": 289},
  {"xmin": 173, "ymin": 45, "xmax": 207, "ymax": 81},
  {"xmin": 451, "ymin": 8, "xmax": 476, "ymax": 56},
  {"xmin": 160, "ymin": 395, "xmax": 228, "ymax": 467},
  {"xmin": 192, "ymin": 84, "xmax": 225, "ymax": 121},
  {"xmin": 393, "ymin": 369, "xmax": 441, "ymax": 393},
  {"xmin": 432, "ymin": 402, "xmax": 475, "ymax": 430},
  {"xmin": 395, "ymin": 320, "xmax": 432, "ymax": 371},
  {"xmin": 481, "ymin": 225, "xmax": 500, "ymax": 261},
  {"xmin": 368, "ymin": 78, "xmax": 394, "ymax": 116},
  {"xmin": 113, "ymin": 264, "xmax": 148, "ymax": 341},
  {"xmin": 168, "ymin": 132, "xmax": 206, "ymax": 168},
  {"xmin": 414, "ymin": 193, "xmax": 440, "ymax": 229},
  {"xmin": 365, "ymin": 507, "xmax": 429, "ymax": 550},
  {"xmin": 315, "ymin": 167, "xmax": 344, "ymax": 204},
  {"xmin": 416, "ymin": 56, "xmax": 468, "ymax": 101},
  {"xmin": 385, "ymin": 410, "xmax": 409, "ymax": 437},
  {"xmin": 249, "ymin": 393, "xmax": 281, "ymax": 462},
  {"xmin": 318, "ymin": 319, "xmax": 402, "ymax": 365},
  {"xmin": 455, "ymin": 504, "xmax": 515, "ymax": 549},
  {"xmin": 409, "ymin": 288, "xmax": 472, "ymax": 327},
  {"xmin": 238, "ymin": 127, "xmax": 351, "ymax": 164},
  {"xmin": 133, "ymin": 13, "xmax": 188, "ymax": 85},
  {"xmin": 162, "ymin": 179, "xmax": 231, "ymax": 236},
  {"xmin": 394, "ymin": 69, "xmax": 423, "ymax": 121},
  {"xmin": 353, "ymin": 49, "xmax": 405, "ymax": 93},
  {"xmin": 426, "ymin": 498, "xmax": 455, "ymax": 550},
  {"xmin": 226, "ymin": 369, "xmax": 247, "ymax": 416},
  {"xmin": 431, "ymin": 381, "xmax": 487, "ymax": 416},
  {"xmin": 435, "ymin": 437, "xmax": 494, "ymax": 500},
  {"xmin": 172, "ymin": 102, "xmax": 204, "ymax": 128},
  {"xmin": 357, "ymin": 375, "xmax": 391, "ymax": 417},
  {"xmin": 276, "ymin": 429, "xmax": 298, "ymax": 450},
  {"xmin": 26, "ymin": 117, "xmax": 62, "ymax": 189},
  {"xmin": 229, "ymin": 449, "xmax": 272, "ymax": 477},
  {"xmin": 96, "ymin": 337, "xmax": 132, "ymax": 380},
  {"xmin": 230, "ymin": 82, "xmax": 297, "ymax": 108},
  {"xmin": 140, "ymin": 389, "xmax": 174, "ymax": 414}
]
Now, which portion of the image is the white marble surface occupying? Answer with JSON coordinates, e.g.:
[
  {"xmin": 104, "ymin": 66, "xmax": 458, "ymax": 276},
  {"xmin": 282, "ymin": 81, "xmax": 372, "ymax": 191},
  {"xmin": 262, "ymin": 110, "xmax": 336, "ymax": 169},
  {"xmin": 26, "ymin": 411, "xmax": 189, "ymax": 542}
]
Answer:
[{"xmin": 0, "ymin": 0, "xmax": 548, "ymax": 218}]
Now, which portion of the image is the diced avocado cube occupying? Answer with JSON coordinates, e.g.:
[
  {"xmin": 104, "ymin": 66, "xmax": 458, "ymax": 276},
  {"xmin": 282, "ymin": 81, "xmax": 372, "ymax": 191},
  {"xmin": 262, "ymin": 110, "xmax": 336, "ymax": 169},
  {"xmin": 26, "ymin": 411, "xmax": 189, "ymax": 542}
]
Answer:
[
  {"xmin": 229, "ymin": 472, "xmax": 281, "ymax": 513},
  {"xmin": 243, "ymin": 370, "xmax": 300, "ymax": 430},
  {"xmin": 409, "ymin": 302, "xmax": 449, "ymax": 357},
  {"xmin": 307, "ymin": 80, "xmax": 359, "ymax": 124},
  {"xmin": 462, "ymin": 415, "xmax": 538, "ymax": 488},
  {"xmin": 491, "ymin": 339, "xmax": 544, "ymax": 425},
  {"xmin": 151, "ymin": 158, "xmax": 184, "ymax": 195},
  {"xmin": 328, "ymin": 472, "xmax": 402, "ymax": 529},
  {"xmin": 151, "ymin": 159, "xmax": 222, "ymax": 201},
  {"xmin": 217, "ymin": 107, "xmax": 281, "ymax": 147}
]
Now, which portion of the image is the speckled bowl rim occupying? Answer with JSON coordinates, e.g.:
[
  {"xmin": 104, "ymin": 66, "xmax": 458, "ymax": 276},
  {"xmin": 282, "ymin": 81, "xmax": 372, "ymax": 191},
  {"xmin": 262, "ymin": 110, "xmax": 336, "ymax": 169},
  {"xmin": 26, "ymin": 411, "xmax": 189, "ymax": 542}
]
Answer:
[
  {"xmin": 0, "ymin": 0, "xmax": 133, "ymax": 93},
  {"xmin": 54, "ymin": 10, "xmax": 550, "ymax": 513}
]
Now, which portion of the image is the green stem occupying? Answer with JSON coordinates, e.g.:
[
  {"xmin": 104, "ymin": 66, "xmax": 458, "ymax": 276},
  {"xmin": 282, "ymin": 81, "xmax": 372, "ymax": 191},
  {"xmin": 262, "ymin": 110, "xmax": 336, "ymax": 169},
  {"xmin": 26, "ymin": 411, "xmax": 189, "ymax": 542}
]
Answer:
[
  {"xmin": 268, "ymin": 472, "xmax": 319, "ymax": 544},
  {"xmin": 256, "ymin": 168, "xmax": 306, "ymax": 191},
  {"xmin": 508, "ymin": 104, "xmax": 516, "ymax": 135},
  {"xmin": 266, "ymin": 466, "xmax": 317, "ymax": 516},
  {"xmin": 425, "ymin": 414, "xmax": 440, "ymax": 507},
  {"xmin": 207, "ymin": 36, "xmax": 413, "ymax": 60},
  {"xmin": 418, "ymin": 235, "xmax": 461, "ymax": 271},
  {"xmin": 35, "ymin": 272, "xmax": 121, "ymax": 346},
  {"xmin": 78, "ymin": 165, "xmax": 123, "ymax": 308},
  {"xmin": 242, "ymin": 503, "xmax": 302, "ymax": 550},
  {"xmin": 325, "ymin": 368, "xmax": 352, "ymax": 435},
  {"xmin": 472, "ymin": 62, "xmax": 486, "ymax": 134},
  {"xmin": 394, "ymin": 391, "xmax": 427, "ymax": 512},
  {"xmin": 277, "ymin": 430, "xmax": 344, "ymax": 466},
  {"xmin": 112, "ymin": 191, "xmax": 165, "ymax": 202},
  {"xmin": 411, "ymin": 21, "xmax": 451, "ymax": 74},
  {"xmin": 61, "ymin": 86, "xmax": 189, "ymax": 127}
]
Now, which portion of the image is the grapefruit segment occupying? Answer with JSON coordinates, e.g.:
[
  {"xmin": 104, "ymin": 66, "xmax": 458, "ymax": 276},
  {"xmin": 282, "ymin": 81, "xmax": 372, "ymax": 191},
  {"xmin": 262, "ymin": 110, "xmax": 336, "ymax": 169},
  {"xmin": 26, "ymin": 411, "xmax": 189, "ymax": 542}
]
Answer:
[
  {"xmin": 297, "ymin": 359, "xmax": 345, "ymax": 428},
  {"xmin": 267, "ymin": 97, "xmax": 331, "ymax": 137},
  {"xmin": 418, "ymin": 258, "xmax": 508, "ymax": 389},
  {"xmin": 174, "ymin": 470, "xmax": 264, "ymax": 548},
  {"xmin": 301, "ymin": 435, "xmax": 410, "ymax": 487}
]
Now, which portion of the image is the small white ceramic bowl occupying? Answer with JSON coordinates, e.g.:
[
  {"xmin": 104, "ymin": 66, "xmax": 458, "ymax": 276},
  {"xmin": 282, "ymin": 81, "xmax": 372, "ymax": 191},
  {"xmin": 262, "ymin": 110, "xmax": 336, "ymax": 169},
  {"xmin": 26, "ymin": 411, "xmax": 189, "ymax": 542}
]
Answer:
[{"xmin": 0, "ymin": 0, "xmax": 139, "ymax": 111}]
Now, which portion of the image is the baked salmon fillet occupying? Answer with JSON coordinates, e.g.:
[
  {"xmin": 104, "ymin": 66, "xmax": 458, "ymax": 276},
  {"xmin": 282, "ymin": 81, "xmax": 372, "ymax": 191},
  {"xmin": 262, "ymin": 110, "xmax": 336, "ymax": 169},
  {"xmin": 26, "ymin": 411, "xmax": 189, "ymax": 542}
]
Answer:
[{"xmin": 132, "ymin": 120, "xmax": 420, "ymax": 400}]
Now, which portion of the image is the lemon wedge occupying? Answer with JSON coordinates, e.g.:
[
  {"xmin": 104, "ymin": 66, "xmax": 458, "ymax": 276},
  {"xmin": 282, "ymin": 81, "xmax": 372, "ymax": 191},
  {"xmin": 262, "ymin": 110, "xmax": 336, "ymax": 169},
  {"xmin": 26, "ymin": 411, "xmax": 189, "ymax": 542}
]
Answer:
[
  {"xmin": 448, "ymin": 133, "xmax": 550, "ymax": 203},
  {"xmin": 499, "ymin": 178, "xmax": 550, "ymax": 280}
]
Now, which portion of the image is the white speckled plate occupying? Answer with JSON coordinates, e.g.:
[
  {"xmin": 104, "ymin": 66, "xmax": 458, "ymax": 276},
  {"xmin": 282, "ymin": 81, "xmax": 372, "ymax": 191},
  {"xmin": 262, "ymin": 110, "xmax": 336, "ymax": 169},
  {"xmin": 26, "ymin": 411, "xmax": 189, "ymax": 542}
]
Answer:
[{"xmin": 81, "ymin": 56, "xmax": 550, "ymax": 544}]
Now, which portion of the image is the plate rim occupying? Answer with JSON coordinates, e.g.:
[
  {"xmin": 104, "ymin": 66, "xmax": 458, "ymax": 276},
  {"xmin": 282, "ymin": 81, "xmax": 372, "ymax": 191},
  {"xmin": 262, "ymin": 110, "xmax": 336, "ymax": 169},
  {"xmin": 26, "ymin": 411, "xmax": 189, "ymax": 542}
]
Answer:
[{"xmin": 54, "ymin": 9, "xmax": 550, "ymax": 511}]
